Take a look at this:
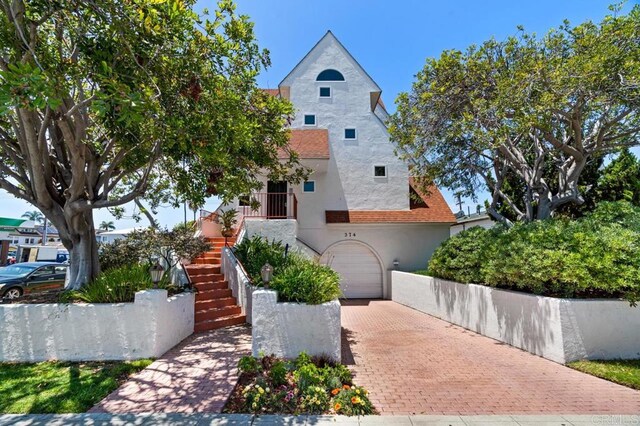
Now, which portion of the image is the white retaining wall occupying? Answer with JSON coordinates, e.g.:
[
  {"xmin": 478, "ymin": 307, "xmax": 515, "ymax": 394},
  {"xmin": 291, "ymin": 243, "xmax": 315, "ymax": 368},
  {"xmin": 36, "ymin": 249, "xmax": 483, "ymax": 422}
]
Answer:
[
  {"xmin": 221, "ymin": 246, "xmax": 257, "ymax": 324},
  {"xmin": 391, "ymin": 272, "xmax": 640, "ymax": 364},
  {"xmin": 252, "ymin": 290, "xmax": 341, "ymax": 362},
  {"xmin": 0, "ymin": 290, "xmax": 194, "ymax": 362},
  {"xmin": 243, "ymin": 219, "xmax": 298, "ymax": 248}
]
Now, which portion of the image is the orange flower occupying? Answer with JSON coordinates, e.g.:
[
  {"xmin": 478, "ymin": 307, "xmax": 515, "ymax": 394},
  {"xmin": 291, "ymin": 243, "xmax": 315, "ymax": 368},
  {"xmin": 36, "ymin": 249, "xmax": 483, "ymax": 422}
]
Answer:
[
  {"xmin": 351, "ymin": 396, "xmax": 361, "ymax": 404},
  {"xmin": 331, "ymin": 388, "xmax": 340, "ymax": 396},
  {"xmin": 343, "ymin": 385, "xmax": 350, "ymax": 390},
  {"xmin": 334, "ymin": 402, "xmax": 342, "ymax": 411}
]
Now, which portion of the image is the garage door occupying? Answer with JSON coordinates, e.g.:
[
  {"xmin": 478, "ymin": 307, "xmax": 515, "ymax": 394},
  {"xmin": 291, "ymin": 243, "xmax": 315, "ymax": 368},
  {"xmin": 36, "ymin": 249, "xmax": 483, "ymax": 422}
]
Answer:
[{"xmin": 320, "ymin": 241, "xmax": 383, "ymax": 299}]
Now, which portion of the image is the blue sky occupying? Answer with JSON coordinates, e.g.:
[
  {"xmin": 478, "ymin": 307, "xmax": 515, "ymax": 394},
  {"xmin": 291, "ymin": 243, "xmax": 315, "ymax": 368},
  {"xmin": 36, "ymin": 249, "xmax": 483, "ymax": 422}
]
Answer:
[{"xmin": 0, "ymin": 0, "xmax": 636, "ymax": 227}]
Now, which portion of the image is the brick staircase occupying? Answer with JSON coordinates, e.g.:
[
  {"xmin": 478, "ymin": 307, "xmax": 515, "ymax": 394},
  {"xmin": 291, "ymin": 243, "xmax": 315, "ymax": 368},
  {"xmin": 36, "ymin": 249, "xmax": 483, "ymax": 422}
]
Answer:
[{"xmin": 186, "ymin": 236, "xmax": 246, "ymax": 333}]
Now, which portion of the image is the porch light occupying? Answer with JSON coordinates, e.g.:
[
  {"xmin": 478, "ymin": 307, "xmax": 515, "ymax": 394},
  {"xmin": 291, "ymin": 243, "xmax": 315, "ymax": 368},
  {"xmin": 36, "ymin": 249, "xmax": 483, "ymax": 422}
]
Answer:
[
  {"xmin": 150, "ymin": 261, "xmax": 165, "ymax": 289},
  {"xmin": 393, "ymin": 259, "xmax": 399, "ymax": 270},
  {"xmin": 261, "ymin": 263, "xmax": 274, "ymax": 288}
]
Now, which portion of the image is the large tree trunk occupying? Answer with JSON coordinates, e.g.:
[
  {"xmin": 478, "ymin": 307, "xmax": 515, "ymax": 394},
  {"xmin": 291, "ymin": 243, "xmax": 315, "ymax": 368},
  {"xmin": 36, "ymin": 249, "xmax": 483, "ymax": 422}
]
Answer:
[{"xmin": 47, "ymin": 208, "xmax": 100, "ymax": 290}]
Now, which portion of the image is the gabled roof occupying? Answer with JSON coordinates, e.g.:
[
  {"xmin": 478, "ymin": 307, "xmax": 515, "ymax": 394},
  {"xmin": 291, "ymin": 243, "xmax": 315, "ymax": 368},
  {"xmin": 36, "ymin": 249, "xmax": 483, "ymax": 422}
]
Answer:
[
  {"xmin": 325, "ymin": 179, "xmax": 455, "ymax": 224},
  {"xmin": 279, "ymin": 31, "xmax": 381, "ymax": 92},
  {"xmin": 278, "ymin": 129, "xmax": 330, "ymax": 160}
]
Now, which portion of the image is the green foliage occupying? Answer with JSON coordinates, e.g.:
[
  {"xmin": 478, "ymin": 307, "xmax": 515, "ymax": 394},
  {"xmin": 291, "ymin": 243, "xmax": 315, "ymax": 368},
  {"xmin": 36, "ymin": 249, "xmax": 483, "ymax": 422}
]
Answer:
[
  {"xmin": 0, "ymin": 360, "xmax": 152, "ymax": 414},
  {"xmin": 238, "ymin": 356, "xmax": 262, "ymax": 375},
  {"xmin": 99, "ymin": 227, "xmax": 211, "ymax": 272},
  {"xmin": 270, "ymin": 256, "xmax": 342, "ymax": 305},
  {"xmin": 332, "ymin": 385, "xmax": 375, "ymax": 416},
  {"xmin": 233, "ymin": 236, "xmax": 290, "ymax": 284},
  {"xmin": 268, "ymin": 360, "xmax": 289, "ymax": 387},
  {"xmin": 216, "ymin": 209, "xmax": 238, "ymax": 235},
  {"xmin": 427, "ymin": 202, "xmax": 640, "ymax": 303},
  {"xmin": 227, "ymin": 353, "xmax": 371, "ymax": 416},
  {"xmin": 60, "ymin": 264, "xmax": 176, "ymax": 304},
  {"xmin": 390, "ymin": 6, "xmax": 640, "ymax": 222},
  {"xmin": 595, "ymin": 149, "xmax": 640, "ymax": 207}
]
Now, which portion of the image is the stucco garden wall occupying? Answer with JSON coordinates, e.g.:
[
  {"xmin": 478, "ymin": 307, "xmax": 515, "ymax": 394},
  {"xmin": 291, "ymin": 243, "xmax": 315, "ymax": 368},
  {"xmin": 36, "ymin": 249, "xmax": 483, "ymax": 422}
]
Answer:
[
  {"xmin": 252, "ymin": 289, "xmax": 341, "ymax": 362},
  {"xmin": 221, "ymin": 246, "xmax": 257, "ymax": 324},
  {"xmin": 391, "ymin": 272, "xmax": 640, "ymax": 364},
  {"xmin": 0, "ymin": 290, "xmax": 194, "ymax": 362},
  {"xmin": 243, "ymin": 219, "xmax": 298, "ymax": 248}
]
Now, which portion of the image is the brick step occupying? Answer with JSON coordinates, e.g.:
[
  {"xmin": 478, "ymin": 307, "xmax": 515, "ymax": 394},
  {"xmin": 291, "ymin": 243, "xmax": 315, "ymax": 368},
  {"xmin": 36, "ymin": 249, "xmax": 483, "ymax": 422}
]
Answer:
[
  {"xmin": 193, "ymin": 281, "xmax": 229, "ymax": 292},
  {"xmin": 190, "ymin": 273, "xmax": 224, "ymax": 284},
  {"xmin": 186, "ymin": 264, "xmax": 221, "ymax": 275},
  {"xmin": 195, "ymin": 305, "xmax": 242, "ymax": 322},
  {"xmin": 194, "ymin": 314, "xmax": 246, "ymax": 333},
  {"xmin": 200, "ymin": 251, "xmax": 223, "ymax": 257},
  {"xmin": 195, "ymin": 297, "xmax": 237, "ymax": 310},
  {"xmin": 196, "ymin": 288, "xmax": 232, "ymax": 301},
  {"xmin": 206, "ymin": 237, "xmax": 236, "ymax": 245}
]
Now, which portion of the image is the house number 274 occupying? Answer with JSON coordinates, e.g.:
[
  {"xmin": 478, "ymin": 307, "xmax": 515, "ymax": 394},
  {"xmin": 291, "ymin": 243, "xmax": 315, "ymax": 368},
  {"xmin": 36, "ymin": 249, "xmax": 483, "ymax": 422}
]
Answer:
[{"xmin": 344, "ymin": 232, "xmax": 356, "ymax": 237}]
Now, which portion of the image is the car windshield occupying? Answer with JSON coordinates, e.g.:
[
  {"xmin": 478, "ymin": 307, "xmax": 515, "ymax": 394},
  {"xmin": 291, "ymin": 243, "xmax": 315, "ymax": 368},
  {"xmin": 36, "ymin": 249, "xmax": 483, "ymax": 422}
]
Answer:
[{"xmin": 0, "ymin": 264, "xmax": 38, "ymax": 277}]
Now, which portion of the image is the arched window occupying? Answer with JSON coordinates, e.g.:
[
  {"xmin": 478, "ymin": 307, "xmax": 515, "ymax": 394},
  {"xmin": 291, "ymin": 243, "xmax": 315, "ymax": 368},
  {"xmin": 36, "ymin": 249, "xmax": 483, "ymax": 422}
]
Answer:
[{"xmin": 316, "ymin": 69, "xmax": 345, "ymax": 81}]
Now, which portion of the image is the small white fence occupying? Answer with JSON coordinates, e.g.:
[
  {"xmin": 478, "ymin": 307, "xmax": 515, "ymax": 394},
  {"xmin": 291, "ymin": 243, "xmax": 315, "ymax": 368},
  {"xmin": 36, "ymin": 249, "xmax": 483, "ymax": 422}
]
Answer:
[
  {"xmin": 0, "ymin": 290, "xmax": 194, "ymax": 362},
  {"xmin": 392, "ymin": 272, "xmax": 640, "ymax": 364}
]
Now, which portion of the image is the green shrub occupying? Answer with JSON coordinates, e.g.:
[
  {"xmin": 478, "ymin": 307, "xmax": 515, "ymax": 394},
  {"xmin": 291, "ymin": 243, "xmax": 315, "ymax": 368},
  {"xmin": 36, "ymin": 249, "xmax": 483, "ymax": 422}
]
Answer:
[
  {"xmin": 61, "ymin": 264, "xmax": 174, "ymax": 304},
  {"xmin": 233, "ymin": 236, "xmax": 290, "ymax": 284},
  {"xmin": 268, "ymin": 360, "xmax": 288, "ymax": 387},
  {"xmin": 238, "ymin": 356, "xmax": 262, "ymax": 375},
  {"xmin": 294, "ymin": 363, "xmax": 323, "ymax": 391},
  {"xmin": 426, "ymin": 201, "xmax": 640, "ymax": 303},
  {"xmin": 270, "ymin": 255, "xmax": 342, "ymax": 305}
]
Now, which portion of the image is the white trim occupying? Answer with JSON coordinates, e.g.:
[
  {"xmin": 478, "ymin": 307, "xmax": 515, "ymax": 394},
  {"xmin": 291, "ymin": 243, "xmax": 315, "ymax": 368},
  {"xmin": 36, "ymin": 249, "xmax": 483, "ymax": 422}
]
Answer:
[
  {"xmin": 373, "ymin": 164, "xmax": 387, "ymax": 178},
  {"xmin": 303, "ymin": 180, "xmax": 316, "ymax": 193},
  {"xmin": 319, "ymin": 86, "xmax": 331, "ymax": 98},
  {"xmin": 303, "ymin": 114, "xmax": 317, "ymax": 126},
  {"xmin": 344, "ymin": 128, "xmax": 357, "ymax": 140}
]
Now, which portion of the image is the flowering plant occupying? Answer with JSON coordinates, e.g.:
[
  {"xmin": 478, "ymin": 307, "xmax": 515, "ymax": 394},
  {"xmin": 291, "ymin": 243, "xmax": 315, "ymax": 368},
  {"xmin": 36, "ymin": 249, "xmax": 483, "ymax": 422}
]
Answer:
[
  {"xmin": 300, "ymin": 385, "xmax": 329, "ymax": 413},
  {"xmin": 331, "ymin": 385, "xmax": 375, "ymax": 416}
]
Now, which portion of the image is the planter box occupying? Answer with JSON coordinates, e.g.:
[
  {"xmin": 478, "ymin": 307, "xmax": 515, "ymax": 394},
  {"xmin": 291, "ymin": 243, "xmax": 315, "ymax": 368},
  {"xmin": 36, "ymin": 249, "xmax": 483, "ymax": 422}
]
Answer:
[
  {"xmin": 251, "ymin": 290, "xmax": 341, "ymax": 362},
  {"xmin": 391, "ymin": 271, "xmax": 640, "ymax": 364},
  {"xmin": 0, "ymin": 290, "xmax": 194, "ymax": 362}
]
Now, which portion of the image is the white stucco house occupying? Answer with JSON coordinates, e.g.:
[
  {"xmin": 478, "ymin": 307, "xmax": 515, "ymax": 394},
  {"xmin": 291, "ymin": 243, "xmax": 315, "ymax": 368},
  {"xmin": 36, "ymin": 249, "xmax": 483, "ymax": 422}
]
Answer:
[{"xmin": 218, "ymin": 31, "xmax": 455, "ymax": 299}]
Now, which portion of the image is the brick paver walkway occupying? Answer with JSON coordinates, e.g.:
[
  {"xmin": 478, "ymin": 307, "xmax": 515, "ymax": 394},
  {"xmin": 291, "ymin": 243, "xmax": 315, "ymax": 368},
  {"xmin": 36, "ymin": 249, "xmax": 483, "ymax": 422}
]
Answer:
[
  {"xmin": 341, "ymin": 300, "xmax": 640, "ymax": 416},
  {"xmin": 90, "ymin": 325, "xmax": 251, "ymax": 413}
]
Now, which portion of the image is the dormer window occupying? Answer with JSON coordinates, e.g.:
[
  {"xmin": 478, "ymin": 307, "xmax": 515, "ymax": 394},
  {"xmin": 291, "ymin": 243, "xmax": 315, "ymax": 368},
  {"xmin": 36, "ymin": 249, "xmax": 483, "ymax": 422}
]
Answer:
[
  {"xmin": 319, "ymin": 87, "xmax": 331, "ymax": 98},
  {"xmin": 316, "ymin": 69, "xmax": 345, "ymax": 81}
]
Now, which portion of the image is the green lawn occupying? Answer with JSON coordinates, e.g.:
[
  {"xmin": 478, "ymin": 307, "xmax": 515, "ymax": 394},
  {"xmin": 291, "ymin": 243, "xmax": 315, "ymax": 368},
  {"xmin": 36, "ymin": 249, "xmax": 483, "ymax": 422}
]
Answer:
[
  {"xmin": 0, "ymin": 360, "xmax": 152, "ymax": 414},
  {"xmin": 568, "ymin": 359, "xmax": 640, "ymax": 390}
]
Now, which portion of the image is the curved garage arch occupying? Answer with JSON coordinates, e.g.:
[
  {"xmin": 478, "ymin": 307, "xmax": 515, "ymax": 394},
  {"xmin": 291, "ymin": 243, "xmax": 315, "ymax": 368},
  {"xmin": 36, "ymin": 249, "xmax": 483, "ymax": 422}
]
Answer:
[{"xmin": 320, "ymin": 241, "xmax": 383, "ymax": 299}]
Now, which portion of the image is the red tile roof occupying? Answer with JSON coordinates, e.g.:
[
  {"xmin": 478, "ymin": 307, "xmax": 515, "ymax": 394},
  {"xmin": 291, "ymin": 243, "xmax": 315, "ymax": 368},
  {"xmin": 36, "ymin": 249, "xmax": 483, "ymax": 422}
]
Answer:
[
  {"xmin": 278, "ymin": 129, "xmax": 330, "ymax": 160},
  {"xmin": 325, "ymin": 180, "xmax": 455, "ymax": 224},
  {"xmin": 262, "ymin": 88, "xmax": 280, "ymax": 97}
]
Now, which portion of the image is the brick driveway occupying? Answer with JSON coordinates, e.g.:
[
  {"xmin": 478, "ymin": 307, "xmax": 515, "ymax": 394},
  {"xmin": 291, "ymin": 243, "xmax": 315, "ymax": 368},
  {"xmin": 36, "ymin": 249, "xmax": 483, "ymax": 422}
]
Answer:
[
  {"xmin": 90, "ymin": 325, "xmax": 251, "ymax": 413},
  {"xmin": 341, "ymin": 300, "xmax": 640, "ymax": 415}
]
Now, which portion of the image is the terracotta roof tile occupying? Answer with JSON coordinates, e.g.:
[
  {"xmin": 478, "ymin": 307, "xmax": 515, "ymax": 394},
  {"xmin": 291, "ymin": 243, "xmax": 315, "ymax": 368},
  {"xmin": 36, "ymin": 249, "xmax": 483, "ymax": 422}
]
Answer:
[
  {"xmin": 325, "ymin": 179, "xmax": 455, "ymax": 224},
  {"xmin": 261, "ymin": 88, "xmax": 280, "ymax": 97},
  {"xmin": 278, "ymin": 129, "xmax": 329, "ymax": 160}
]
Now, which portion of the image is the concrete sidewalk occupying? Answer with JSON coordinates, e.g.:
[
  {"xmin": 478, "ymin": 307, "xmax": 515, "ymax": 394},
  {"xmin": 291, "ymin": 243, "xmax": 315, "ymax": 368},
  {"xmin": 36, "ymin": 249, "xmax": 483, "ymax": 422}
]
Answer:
[{"xmin": 2, "ymin": 414, "xmax": 639, "ymax": 425}]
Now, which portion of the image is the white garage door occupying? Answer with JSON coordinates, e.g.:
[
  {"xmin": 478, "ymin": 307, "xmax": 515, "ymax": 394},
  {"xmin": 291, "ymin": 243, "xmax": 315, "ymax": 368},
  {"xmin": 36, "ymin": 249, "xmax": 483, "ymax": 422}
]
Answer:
[{"xmin": 320, "ymin": 242, "xmax": 383, "ymax": 299}]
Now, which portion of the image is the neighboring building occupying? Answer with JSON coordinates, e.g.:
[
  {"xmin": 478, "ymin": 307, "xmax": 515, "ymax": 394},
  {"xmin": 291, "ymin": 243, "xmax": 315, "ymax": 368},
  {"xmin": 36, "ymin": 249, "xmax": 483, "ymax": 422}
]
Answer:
[
  {"xmin": 97, "ymin": 227, "xmax": 144, "ymax": 244},
  {"xmin": 219, "ymin": 31, "xmax": 456, "ymax": 299},
  {"xmin": 450, "ymin": 210, "xmax": 495, "ymax": 236}
]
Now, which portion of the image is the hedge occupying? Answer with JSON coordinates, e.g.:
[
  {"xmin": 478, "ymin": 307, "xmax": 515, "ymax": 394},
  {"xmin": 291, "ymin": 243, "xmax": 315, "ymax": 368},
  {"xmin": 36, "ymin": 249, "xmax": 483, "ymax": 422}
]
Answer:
[{"xmin": 427, "ymin": 201, "xmax": 640, "ymax": 303}]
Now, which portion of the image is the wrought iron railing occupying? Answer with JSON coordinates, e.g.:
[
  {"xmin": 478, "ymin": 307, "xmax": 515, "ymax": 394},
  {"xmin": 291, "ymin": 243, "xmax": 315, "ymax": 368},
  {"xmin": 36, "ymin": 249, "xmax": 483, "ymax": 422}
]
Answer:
[{"xmin": 238, "ymin": 192, "xmax": 298, "ymax": 220}]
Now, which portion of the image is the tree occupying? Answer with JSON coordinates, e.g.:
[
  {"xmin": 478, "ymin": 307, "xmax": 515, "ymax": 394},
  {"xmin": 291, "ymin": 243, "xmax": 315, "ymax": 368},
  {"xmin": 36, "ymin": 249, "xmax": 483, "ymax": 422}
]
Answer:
[
  {"xmin": 595, "ymin": 148, "xmax": 640, "ymax": 206},
  {"xmin": 390, "ymin": 5, "xmax": 640, "ymax": 224},
  {"xmin": 21, "ymin": 210, "xmax": 43, "ymax": 224},
  {"xmin": 99, "ymin": 221, "xmax": 115, "ymax": 232},
  {"xmin": 0, "ymin": 1, "xmax": 305, "ymax": 288}
]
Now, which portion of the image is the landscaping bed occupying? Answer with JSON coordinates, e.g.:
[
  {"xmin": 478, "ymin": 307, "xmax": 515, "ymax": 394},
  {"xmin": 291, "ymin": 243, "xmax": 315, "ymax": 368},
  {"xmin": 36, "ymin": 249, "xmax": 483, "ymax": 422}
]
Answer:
[
  {"xmin": 224, "ymin": 353, "xmax": 375, "ymax": 416},
  {"xmin": 569, "ymin": 360, "xmax": 640, "ymax": 390},
  {"xmin": 0, "ymin": 360, "xmax": 151, "ymax": 413}
]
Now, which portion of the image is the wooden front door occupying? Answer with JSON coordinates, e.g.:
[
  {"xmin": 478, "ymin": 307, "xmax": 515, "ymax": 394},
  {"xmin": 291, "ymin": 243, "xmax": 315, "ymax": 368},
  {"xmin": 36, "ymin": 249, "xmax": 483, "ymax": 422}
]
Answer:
[{"xmin": 267, "ymin": 181, "xmax": 287, "ymax": 218}]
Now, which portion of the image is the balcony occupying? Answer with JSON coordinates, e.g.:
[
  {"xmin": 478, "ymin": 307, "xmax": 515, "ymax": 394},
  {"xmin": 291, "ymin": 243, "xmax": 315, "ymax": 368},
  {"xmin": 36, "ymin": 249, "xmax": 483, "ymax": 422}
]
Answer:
[{"xmin": 237, "ymin": 192, "xmax": 298, "ymax": 220}]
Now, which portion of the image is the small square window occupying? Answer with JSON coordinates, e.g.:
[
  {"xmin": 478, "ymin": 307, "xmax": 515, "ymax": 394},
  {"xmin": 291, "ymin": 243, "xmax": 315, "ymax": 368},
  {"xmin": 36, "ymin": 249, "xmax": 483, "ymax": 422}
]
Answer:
[
  {"xmin": 319, "ymin": 87, "xmax": 331, "ymax": 98},
  {"xmin": 304, "ymin": 114, "xmax": 316, "ymax": 125},
  {"xmin": 344, "ymin": 128, "xmax": 357, "ymax": 139},
  {"xmin": 303, "ymin": 181, "xmax": 315, "ymax": 193},
  {"xmin": 374, "ymin": 166, "xmax": 387, "ymax": 178}
]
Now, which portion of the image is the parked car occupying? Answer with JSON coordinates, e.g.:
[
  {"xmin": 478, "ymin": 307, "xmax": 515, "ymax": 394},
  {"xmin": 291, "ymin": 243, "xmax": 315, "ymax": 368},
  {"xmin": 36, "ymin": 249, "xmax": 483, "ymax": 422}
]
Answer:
[{"xmin": 0, "ymin": 262, "xmax": 68, "ymax": 300}]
